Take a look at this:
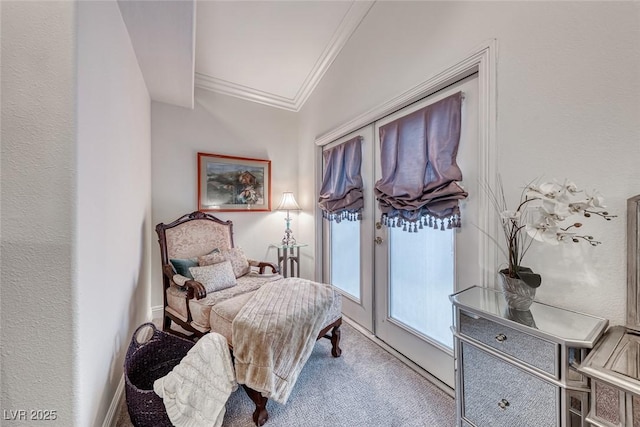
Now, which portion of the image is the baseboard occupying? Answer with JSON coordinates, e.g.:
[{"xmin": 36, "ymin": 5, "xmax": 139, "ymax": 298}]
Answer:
[
  {"xmin": 102, "ymin": 375, "xmax": 124, "ymax": 427},
  {"xmin": 341, "ymin": 316, "xmax": 455, "ymax": 398}
]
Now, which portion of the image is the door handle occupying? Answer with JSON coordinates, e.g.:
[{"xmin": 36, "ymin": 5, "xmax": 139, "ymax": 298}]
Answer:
[{"xmin": 375, "ymin": 237, "xmax": 383, "ymax": 245}]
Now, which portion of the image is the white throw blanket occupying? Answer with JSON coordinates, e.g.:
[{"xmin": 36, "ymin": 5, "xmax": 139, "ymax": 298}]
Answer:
[{"xmin": 153, "ymin": 332, "xmax": 237, "ymax": 427}]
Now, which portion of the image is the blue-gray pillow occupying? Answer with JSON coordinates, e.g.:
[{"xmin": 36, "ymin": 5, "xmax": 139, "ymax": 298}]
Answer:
[
  {"xmin": 170, "ymin": 257, "xmax": 198, "ymax": 279},
  {"xmin": 169, "ymin": 248, "xmax": 221, "ymax": 279}
]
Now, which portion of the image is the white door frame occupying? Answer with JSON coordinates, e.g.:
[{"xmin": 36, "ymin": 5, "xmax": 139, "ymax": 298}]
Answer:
[{"xmin": 315, "ymin": 39, "xmax": 498, "ymax": 290}]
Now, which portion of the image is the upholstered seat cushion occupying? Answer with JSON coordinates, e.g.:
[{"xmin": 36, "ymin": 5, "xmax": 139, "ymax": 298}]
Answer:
[
  {"xmin": 166, "ymin": 273, "xmax": 342, "ymax": 335},
  {"xmin": 210, "ymin": 283, "xmax": 343, "ymax": 348},
  {"xmin": 188, "ymin": 273, "xmax": 283, "ymax": 330},
  {"xmin": 209, "ymin": 291, "xmax": 257, "ymax": 344}
]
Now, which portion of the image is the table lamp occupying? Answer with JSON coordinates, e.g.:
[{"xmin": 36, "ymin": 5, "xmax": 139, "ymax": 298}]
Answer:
[{"xmin": 276, "ymin": 192, "xmax": 301, "ymax": 246}]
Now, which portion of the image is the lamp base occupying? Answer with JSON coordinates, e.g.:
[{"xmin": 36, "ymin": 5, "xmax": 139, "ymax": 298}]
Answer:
[{"xmin": 281, "ymin": 228, "xmax": 297, "ymax": 246}]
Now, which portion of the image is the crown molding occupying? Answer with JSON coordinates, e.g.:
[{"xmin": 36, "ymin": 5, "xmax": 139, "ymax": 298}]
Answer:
[
  {"xmin": 195, "ymin": 73, "xmax": 299, "ymax": 111},
  {"xmin": 194, "ymin": 1, "xmax": 374, "ymax": 112},
  {"xmin": 292, "ymin": 1, "xmax": 374, "ymax": 110}
]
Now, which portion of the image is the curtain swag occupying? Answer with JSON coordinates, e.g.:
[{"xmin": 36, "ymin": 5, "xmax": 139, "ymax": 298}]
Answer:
[
  {"xmin": 374, "ymin": 91, "xmax": 468, "ymax": 232},
  {"xmin": 318, "ymin": 136, "xmax": 364, "ymax": 222}
]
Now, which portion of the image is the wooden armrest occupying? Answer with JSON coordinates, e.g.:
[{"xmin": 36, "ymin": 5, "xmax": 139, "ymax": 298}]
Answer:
[
  {"xmin": 163, "ymin": 263, "xmax": 207, "ymax": 300},
  {"xmin": 185, "ymin": 280, "xmax": 207, "ymax": 300},
  {"xmin": 255, "ymin": 261, "xmax": 278, "ymax": 274}
]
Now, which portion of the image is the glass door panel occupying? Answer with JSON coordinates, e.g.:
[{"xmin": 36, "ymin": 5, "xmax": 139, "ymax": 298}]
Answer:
[
  {"xmin": 389, "ymin": 226, "xmax": 454, "ymax": 348},
  {"xmin": 330, "ymin": 219, "xmax": 361, "ymax": 300}
]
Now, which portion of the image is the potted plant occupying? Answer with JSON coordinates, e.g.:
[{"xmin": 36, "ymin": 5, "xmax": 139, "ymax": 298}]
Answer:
[{"xmin": 483, "ymin": 177, "xmax": 615, "ymax": 310}]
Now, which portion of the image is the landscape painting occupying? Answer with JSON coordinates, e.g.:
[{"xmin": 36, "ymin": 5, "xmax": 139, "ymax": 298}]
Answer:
[{"xmin": 197, "ymin": 153, "xmax": 271, "ymax": 212}]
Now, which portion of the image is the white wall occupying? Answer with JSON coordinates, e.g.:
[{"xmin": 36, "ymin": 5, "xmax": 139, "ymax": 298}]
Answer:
[
  {"xmin": 1, "ymin": 1, "xmax": 151, "ymax": 425},
  {"xmin": 1, "ymin": 2, "xmax": 77, "ymax": 423},
  {"xmin": 298, "ymin": 1, "xmax": 640, "ymax": 325},
  {"xmin": 76, "ymin": 2, "xmax": 151, "ymax": 425},
  {"xmin": 151, "ymin": 89, "xmax": 298, "ymax": 308}
]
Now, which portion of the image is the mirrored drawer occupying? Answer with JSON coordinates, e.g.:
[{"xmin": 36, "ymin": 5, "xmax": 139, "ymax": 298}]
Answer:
[
  {"xmin": 461, "ymin": 342, "xmax": 560, "ymax": 427},
  {"xmin": 459, "ymin": 311, "xmax": 559, "ymax": 378}
]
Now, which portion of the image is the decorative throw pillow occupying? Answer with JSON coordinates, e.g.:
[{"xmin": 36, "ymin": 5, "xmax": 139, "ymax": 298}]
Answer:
[
  {"xmin": 221, "ymin": 247, "xmax": 250, "ymax": 278},
  {"xmin": 169, "ymin": 257, "xmax": 198, "ymax": 279},
  {"xmin": 189, "ymin": 261, "xmax": 237, "ymax": 293},
  {"xmin": 198, "ymin": 251, "xmax": 226, "ymax": 267}
]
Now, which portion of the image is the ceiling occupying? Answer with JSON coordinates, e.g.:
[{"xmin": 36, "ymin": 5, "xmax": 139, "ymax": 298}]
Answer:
[{"xmin": 118, "ymin": 0, "xmax": 374, "ymax": 111}]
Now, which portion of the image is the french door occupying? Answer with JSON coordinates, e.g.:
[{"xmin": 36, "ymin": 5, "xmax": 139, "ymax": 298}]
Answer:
[
  {"xmin": 322, "ymin": 126, "xmax": 375, "ymax": 331},
  {"xmin": 323, "ymin": 74, "xmax": 480, "ymax": 389}
]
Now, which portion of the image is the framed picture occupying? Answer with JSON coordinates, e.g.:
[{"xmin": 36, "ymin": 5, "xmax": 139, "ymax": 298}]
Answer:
[{"xmin": 197, "ymin": 152, "xmax": 271, "ymax": 212}]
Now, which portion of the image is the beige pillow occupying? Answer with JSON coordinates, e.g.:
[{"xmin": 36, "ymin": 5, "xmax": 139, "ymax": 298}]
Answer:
[
  {"xmin": 198, "ymin": 251, "xmax": 225, "ymax": 267},
  {"xmin": 189, "ymin": 261, "xmax": 236, "ymax": 293},
  {"xmin": 221, "ymin": 247, "xmax": 250, "ymax": 278}
]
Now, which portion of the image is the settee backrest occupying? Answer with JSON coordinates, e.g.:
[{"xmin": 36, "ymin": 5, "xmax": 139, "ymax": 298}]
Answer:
[{"xmin": 156, "ymin": 212, "xmax": 234, "ymax": 265}]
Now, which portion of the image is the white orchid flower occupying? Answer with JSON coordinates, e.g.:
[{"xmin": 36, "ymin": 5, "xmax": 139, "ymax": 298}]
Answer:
[
  {"xmin": 568, "ymin": 201, "xmax": 589, "ymax": 213},
  {"xmin": 540, "ymin": 200, "xmax": 571, "ymax": 220},
  {"xmin": 563, "ymin": 181, "xmax": 579, "ymax": 194},
  {"xmin": 500, "ymin": 210, "xmax": 521, "ymax": 221},
  {"xmin": 483, "ymin": 176, "xmax": 613, "ymax": 282},
  {"xmin": 525, "ymin": 224, "xmax": 561, "ymax": 245},
  {"xmin": 555, "ymin": 231, "xmax": 578, "ymax": 243},
  {"xmin": 586, "ymin": 190, "xmax": 606, "ymax": 208},
  {"xmin": 538, "ymin": 181, "xmax": 563, "ymax": 199}
]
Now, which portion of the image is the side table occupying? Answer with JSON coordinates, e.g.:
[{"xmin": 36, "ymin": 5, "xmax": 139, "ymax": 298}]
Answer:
[
  {"xmin": 451, "ymin": 286, "xmax": 608, "ymax": 426},
  {"xmin": 270, "ymin": 243, "xmax": 307, "ymax": 278}
]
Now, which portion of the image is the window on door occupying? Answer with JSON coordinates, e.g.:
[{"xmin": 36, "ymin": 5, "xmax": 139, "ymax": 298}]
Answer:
[
  {"xmin": 330, "ymin": 219, "xmax": 361, "ymax": 301},
  {"xmin": 388, "ymin": 225, "xmax": 455, "ymax": 348}
]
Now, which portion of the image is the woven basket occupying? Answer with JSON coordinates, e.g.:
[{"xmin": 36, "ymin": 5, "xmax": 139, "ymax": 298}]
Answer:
[{"xmin": 124, "ymin": 323, "xmax": 194, "ymax": 427}]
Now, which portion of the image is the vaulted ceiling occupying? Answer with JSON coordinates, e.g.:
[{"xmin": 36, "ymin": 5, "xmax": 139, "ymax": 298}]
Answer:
[{"xmin": 118, "ymin": 0, "xmax": 374, "ymax": 111}]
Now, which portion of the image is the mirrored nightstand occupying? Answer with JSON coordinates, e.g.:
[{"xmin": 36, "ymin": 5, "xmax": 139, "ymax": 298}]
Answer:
[{"xmin": 451, "ymin": 286, "xmax": 609, "ymax": 426}]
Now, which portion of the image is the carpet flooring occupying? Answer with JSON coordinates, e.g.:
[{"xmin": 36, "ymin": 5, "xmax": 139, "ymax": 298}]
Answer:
[{"xmin": 116, "ymin": 322, "xmax": 455, "ymax": 426}]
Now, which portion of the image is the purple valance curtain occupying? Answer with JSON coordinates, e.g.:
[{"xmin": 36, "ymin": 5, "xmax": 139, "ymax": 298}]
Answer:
[
  {"xmin": 318, "ymin": 136, "xmax": 363, "ymax": 222},
  {"xmin": 374, "ymin": 92, "xmax": 467, "ymax": 232}
]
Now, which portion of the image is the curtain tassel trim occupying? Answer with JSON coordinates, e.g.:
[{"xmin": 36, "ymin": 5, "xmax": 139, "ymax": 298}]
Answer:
[
  {"xmin": 381, "ymin": 213, "xmax": 461, "ymax": 232},
  {"xmin": 322, "ymin": 209, "xmax": 363, "ymax": 223}
]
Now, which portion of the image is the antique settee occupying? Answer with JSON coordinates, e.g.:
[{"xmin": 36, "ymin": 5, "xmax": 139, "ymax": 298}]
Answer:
[{"xmin": 155, "ymin": 211, "xmax": 342, "ymax": 425}]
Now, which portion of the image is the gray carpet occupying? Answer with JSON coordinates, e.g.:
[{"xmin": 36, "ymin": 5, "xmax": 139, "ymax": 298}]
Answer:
[{"xmin": 116, "ymin": 322, "xmax": 455, "ymax": 426}]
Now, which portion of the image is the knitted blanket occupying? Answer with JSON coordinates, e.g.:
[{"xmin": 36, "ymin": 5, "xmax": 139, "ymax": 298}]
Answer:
[
  {"xmin": 232, "ymin": 278, "xmax": 334, "ymax": 404},
  {"xmin": 153, "ymin": 332, "xmax": 237, "ymax": 427}
]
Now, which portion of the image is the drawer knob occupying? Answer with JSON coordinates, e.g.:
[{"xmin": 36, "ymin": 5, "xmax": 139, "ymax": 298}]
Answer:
[
  {"xmin": 495, "ymin": 333, "xmax": 507, "ymax": 343},
  {"xmin": 498, "ymin": 399, "xmax": 510, "ymax": 410}
]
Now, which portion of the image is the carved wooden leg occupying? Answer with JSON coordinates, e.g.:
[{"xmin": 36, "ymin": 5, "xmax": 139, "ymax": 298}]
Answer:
[
  {"xmin": 163, "ymin": 313, "xmax": 171, "ymax": 331},
  {"xmin": 330, "ymin": 323, "xmax": 342, "ymax": 358},
  {"xmin": 242, "ymin": 385, "xmax": 269, "ymax": 426}
]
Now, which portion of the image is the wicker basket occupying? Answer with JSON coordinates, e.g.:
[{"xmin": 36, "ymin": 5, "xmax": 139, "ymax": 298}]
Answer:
[{"xmin": 124, "ymin": 323, "xmax": 194, "ymax": 427}]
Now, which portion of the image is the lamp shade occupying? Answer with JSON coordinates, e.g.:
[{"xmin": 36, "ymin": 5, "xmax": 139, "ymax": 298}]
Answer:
[{"xmin": 276, "ymin": 192, "xmax": 301, "ymax": 211}]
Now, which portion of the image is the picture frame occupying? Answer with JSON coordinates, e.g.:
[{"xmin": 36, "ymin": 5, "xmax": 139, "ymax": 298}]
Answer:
[{"xmin": 197, "ymin": 152, "xmax": 271, "ymax": 212}]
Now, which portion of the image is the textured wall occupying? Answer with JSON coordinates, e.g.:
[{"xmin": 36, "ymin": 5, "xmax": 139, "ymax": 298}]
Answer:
[
  {"xmin": 150, "ymin": 89, "xmax": 298, "ymax": 309},
  {"xmin": 75, "ymin": 2, "xmax": 151, "ymax": 425},
  {"xmin": 1, "ymin": 2, "xmax": 151, "ymax": 425},
  {"xmin": 1, "ymin": 2, "xmax": 77, "ymax": 424},
  {"xmin": 298, "ymin": 1, "xmax": 640, "ymax": 325}
]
